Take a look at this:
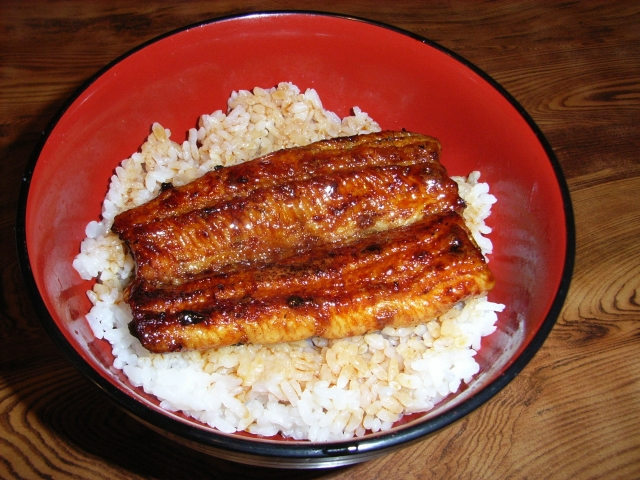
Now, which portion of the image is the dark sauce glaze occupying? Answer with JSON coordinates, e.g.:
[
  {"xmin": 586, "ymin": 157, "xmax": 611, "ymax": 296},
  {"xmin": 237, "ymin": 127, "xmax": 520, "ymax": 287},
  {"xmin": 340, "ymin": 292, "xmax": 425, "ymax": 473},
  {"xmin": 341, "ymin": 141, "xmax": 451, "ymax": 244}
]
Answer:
[{"xmin": 113, "ymin": 131, "xmax": 493, "ymax": 353}]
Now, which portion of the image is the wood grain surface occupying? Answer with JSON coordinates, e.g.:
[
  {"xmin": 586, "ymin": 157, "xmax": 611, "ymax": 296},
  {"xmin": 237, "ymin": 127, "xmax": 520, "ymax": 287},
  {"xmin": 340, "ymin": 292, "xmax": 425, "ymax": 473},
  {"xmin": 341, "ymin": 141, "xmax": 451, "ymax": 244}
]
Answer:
[{"xmin": 1, "ymin": 1, "xmax": 639, "ymax": 478}]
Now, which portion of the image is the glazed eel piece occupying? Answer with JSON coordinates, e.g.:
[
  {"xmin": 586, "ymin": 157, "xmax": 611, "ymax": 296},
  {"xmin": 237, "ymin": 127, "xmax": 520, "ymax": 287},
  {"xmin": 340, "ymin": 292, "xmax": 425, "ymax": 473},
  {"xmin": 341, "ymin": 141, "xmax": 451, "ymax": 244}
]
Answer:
[
  {"xmin": 112, "ymin": 130, "xmax": 442, "ymax": 229},
  {"xmin": 112, "ymin": 131, "xmax": 463, "ymax": 285},
  {"xmin": 127, "ymin": 212, "xmax": 495, "ymax": 353}
]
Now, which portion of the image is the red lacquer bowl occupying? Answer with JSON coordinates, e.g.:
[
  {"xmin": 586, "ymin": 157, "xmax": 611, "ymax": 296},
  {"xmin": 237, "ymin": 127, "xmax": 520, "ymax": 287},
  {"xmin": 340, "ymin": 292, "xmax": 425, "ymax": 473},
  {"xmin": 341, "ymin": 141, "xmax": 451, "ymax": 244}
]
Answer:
[{"xmin": 17, "ymin": 12, "xmax": 574, "ymax": 469}]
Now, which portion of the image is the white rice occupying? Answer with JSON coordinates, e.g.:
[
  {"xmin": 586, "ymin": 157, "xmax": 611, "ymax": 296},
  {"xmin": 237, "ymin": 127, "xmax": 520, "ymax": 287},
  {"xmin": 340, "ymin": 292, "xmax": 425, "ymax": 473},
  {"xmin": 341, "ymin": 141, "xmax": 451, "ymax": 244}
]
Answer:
[{"xmin": 73, "ymin": 82, "xmax": 504, "ymax": 441}]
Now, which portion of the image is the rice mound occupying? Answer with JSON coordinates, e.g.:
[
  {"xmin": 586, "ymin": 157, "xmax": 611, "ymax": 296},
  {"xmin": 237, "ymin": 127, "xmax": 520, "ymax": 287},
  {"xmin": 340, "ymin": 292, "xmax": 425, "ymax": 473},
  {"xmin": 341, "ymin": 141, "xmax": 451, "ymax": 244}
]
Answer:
[{"xmin": 73, "ymin": 82, "xmax": 504, "ymax": 441}]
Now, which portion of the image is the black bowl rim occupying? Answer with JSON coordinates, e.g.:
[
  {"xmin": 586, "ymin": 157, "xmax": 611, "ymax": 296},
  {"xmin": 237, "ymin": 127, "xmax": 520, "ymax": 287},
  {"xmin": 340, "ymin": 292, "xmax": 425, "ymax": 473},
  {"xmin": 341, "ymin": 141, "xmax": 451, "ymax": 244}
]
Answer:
[{"xmin": 16, "ymin": 10, "xmax": 575, "ymax": 461}]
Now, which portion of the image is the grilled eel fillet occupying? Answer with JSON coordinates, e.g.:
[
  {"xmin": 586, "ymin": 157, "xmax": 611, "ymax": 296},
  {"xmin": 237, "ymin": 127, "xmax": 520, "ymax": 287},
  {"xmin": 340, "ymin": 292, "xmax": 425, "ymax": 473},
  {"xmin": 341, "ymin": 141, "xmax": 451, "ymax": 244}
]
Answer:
[
  {"xmin": 113, "ymin": 130, "xmax": 444, "ymax": 228},
  {"xmin": 127, "ymin": 212, "xmax": 494, "ymax": 353},
  {"xmin": 112, "ymin": 131, "xmax": 463, "ymax": 285},
  {"xmin": 112, "ymin": 131, "xmax": 495, "ymax": 353}
]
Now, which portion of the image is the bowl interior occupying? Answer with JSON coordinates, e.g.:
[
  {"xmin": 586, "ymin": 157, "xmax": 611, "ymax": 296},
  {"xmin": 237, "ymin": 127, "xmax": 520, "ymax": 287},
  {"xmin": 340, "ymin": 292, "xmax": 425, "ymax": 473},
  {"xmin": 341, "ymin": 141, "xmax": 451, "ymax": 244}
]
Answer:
[{"xmin": 20, "ymin": 12, "xmax": 572, "ymax": 463}]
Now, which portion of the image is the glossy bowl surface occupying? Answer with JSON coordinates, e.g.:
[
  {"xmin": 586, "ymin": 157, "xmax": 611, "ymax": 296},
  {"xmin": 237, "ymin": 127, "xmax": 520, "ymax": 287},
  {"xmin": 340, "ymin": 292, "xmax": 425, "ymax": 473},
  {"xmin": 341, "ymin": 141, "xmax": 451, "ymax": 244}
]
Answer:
[{"xmin": 17, "ymin": 11, "xmax": 574, "ymax": 469}]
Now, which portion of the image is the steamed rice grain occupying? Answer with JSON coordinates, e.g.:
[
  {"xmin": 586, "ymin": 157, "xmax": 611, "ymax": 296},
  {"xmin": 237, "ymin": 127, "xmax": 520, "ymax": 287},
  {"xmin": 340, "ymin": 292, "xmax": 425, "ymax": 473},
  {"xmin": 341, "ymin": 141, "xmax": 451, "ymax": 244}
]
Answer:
[{"xmin": 73, "ymin": 82, "xmax": 504, "ymax": 441}]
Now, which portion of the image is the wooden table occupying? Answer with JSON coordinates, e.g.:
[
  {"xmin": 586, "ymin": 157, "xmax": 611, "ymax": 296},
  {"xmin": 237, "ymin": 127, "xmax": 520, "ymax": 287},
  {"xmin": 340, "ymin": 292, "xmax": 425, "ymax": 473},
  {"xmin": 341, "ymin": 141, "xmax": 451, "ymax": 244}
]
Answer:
[{"xmin": 2, "ymin": 1, "xmax": 638, "ymax": 478}]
